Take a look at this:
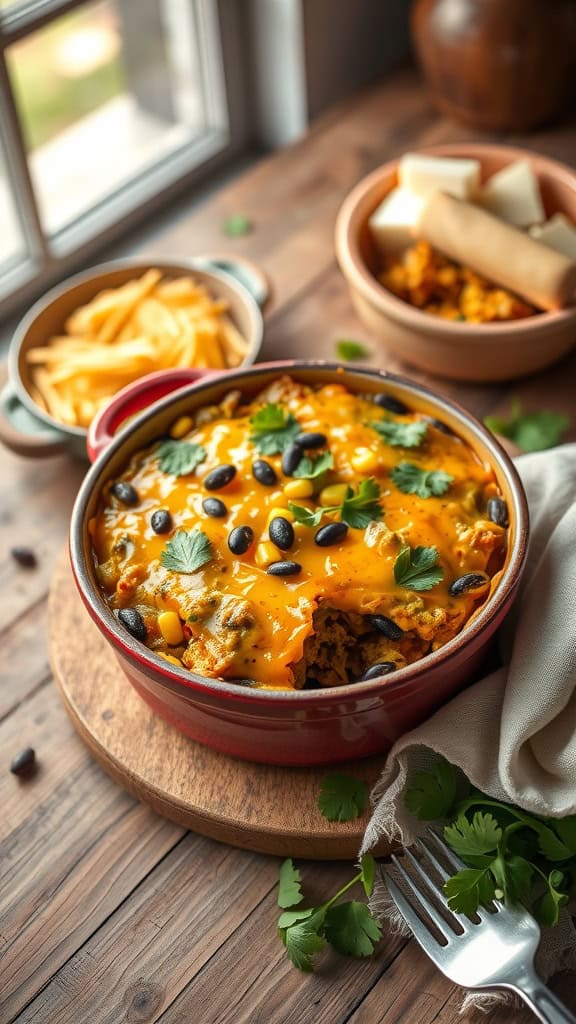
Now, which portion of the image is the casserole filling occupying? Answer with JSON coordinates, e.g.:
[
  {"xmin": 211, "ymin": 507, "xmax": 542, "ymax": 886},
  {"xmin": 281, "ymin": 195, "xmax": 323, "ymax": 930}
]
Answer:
[{"xmin": 92, "ymin": 376, "xmax": 508, "ymax": 690}]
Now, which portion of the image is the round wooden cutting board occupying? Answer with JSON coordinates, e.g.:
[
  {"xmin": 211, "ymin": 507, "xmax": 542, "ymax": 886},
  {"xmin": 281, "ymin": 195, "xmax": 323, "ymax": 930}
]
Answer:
[{"xmin": 48, "ymin": 550, "xmax": 391, "ymax": 859}]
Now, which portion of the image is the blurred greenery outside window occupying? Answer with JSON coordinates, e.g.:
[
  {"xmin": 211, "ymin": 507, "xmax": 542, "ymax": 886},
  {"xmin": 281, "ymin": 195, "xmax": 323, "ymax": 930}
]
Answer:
[{"xmin": 0, "ymin": 0, "xmax": 240, "ymax": 320}]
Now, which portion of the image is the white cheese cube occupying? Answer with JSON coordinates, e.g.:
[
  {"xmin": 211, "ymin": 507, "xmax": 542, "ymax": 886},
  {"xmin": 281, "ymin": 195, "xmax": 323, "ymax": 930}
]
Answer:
[
  {"xmin": 529, "ymin": 213, "xmax": 576, "ymax": 261},
  {"xmin": 399, "ymin": 153, "xmax": 481, "ymax": 201},
  {"xmin": 368, "ymin": 187, "xmax": 424, "ymax": 255},
  {"xmin": 481, "ymin": 160, "xmax": 545, "ymax": 228}
]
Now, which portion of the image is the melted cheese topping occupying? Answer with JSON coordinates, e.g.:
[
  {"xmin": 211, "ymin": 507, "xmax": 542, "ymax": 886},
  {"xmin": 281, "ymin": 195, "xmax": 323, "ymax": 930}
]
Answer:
[{"xmin": 93, "ymin": 378, "xmax": 507, "ymax": 689}]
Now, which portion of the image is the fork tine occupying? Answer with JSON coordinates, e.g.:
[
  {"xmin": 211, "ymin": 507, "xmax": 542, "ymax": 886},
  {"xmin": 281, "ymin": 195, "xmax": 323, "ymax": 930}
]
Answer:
[
  {"xmin": 415, "ymin": 835, "xmax": 451, "ymax": 881},
  {"xmin": 426, "ymin": 827, "xmax": 466, "ymax": 872},
  {"xmin": 391, "ymin": 854, "xmax": 455, "ymax": 939},
  {"xmin": 384, "ymin": 872, "xmax": 443, "ymax": 947},
  {"xmin": 403, "ymin": 845, "xmax": 450, "ymax": 902}
]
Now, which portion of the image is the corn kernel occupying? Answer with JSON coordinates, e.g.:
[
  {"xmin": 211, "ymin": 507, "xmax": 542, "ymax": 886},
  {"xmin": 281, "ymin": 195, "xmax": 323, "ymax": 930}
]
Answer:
[
  {"xmin": 319, "ymin": 483, "xmax": 348, "ymax": 507},
  {"xmin": 266, "ymin": 506, "xmax": 294, "ymax": 529},
  {"xmin": 158, "ymin": 652, "xmax": 182, "ymax": 667},
  {"xmin": 351, "ymin": 447, "xmax": 380, "ymax": 473},
  {"xmin": 283, "ymin": 479, "xmax": 314, "ymax": 499},
  {"xmin": 170, "ymin": 415, "xmax": 193, "ymax": 439},
  {"xmin": 255, "ymin": 541, "xmax": 278, "ymax": 568},
  {"xmin": 158, "ymin": 610, "xmax": 184, "ymax": 645}
]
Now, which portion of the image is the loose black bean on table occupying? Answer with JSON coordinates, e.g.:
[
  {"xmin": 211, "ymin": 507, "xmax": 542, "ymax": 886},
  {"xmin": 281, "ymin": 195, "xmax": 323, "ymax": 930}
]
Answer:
[
  {"xmin": 10, "ymin": 747, "xmax": 37, "ymax": 777},
  {"xmin": 11, "ymin": 547, "xmax": 37, "ymax": 568}
]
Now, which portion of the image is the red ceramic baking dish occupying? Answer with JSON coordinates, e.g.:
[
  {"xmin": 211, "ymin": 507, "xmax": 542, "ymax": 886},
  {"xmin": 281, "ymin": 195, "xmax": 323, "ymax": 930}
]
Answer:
[{"xmin": 70, "ymin": 361, "xmax": 529, "ymax": 766}]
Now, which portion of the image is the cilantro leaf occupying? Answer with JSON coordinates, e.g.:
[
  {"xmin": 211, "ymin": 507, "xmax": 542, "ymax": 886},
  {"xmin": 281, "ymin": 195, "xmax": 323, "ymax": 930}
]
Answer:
[
  {"xmin": 249, "ymin": 403, "xmax": 300, "ymax": 455},
  {"xmin": 405, "ymin": 759, "xmax": 460, "ymax": 820},
  {"xmin": 341, "ymin": 478, "xmax": 383, "ymax": 528},
  {"xmin": 551, "ymin": 817, "xmax": 576, "ymax": 856},
  {"xmin": 394, "ymin": 545, "xmax": 444, "ymax": 592},
  {"xmin": 535, "ymin": 826, "xmax": 573, "ymax": 862},
  {"xmin": 284, "ymin": 918, "xmax": 325, "ymax": 971},
  {"xmin": 445, "ymin": 867, "xmax": 495, "ymax": 916},
  {"xmin": 222, "ymin": 213, "xmax": 253, "ymax": 237},
  {"xmin": 160, "ymin": 530, "xmax": 212, "ymax": 574},
  {"xmin": 391, "ymin": 462, "xmax": 453, "ymax": 498},
  {"xmin": 335, "ymin": 339, "xmax": 370, "ymax": 361},
  {"xmin": 278, "ymin": 858, "xmax": 304, "ymax": 909},
  {"xmin": 323, "ymin": 902, "xmax": 382, "ymax": 957},
  {"xmin": 534, "ymin": 871, "xmax": 569, "ymax": 927},
  {"xmin": 360, "ymin": 854, "xmax": 376, "ymax": 898},
  {"xmin": 491, "ymin": 854, "xmax": 533, "ymax": 903},
  {"xmin": 277, "ymin": 908, "xmax": 315, "ymax": 930},
  {"xmin": 157, "ymin": 440, "xmax": 207, "ymax": 477},
  {"xmin": 484, "ymin": 400, "xmax": 569, "ymax": 453},
  {"xmin": 371, "ymin": 419, "xmax": 427, "ymax": 449},
  {"xmin": 288, "ymin": 503, "xmax": 325, "ymax": 528},
  {"xmin": 317, "ymin": 773, "xmax": 368, "ymax": 822},
  {"xmin": 293, "ymin": 451, "xmax": 334, "ymax": 479},
  {"xmin": 444, "ymin": 812, "xmax": 502, "ymax": 858}
]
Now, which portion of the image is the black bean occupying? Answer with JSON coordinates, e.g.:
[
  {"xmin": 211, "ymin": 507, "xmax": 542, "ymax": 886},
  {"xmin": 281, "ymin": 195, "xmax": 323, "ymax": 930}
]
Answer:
[
  {"xmin": 202, "ymin": 497, "xmax": 228, "ymax": 518},
  {"xmin": 294, "ymin": 432, "xmax": 327, "ymax": 450},
  {"xmin": 373, "ymin": 393, "xmax": 408, "ymax": 415},
  {"xmin": 118, "ymin": 607, "xmax": 147, "ymax": 641},
  {"xmin": 267, "ymin": 560, "xmax": 302, "ymax": 577},
  {"xmin": 314, "ymin": 521, "xmax": 349, "ymax": 547},
  {"xmin": 228, "ymin": 677, "xmax": 259, "ymax": 688},
  {"xmin": 281, "ymin": 444, "xmax": 303, "ymax": 476},
  {"xmin": 360, "ymin": 662, "xmax": 397, "ymax": 681},
  {"xmin": 151, "ymin": 509, "xmax": 173, "ymax": 534},
  {"xmin": 252, "ymin": 459, "xmax": 277, "ymax": 486},
  {"xmin": 203, "ymin": 464, "xmax": 236, "ymax": 491},
  {"xmin": 449, "ymin": 572, "xmax": 490, "ymax": 597},
  {"xmin": 11, "ymin": 547, "xmax": 37, "ymax": 568},
  {"xmin": 111, "ymin": 481, "xmax": 139, "ymax": 506},
  {"xmin": 426, "ymin": 417, "xmax": 455, "ymax": 436},
  {"xmin": 368, "ymin": 614, "xmax": 404, "ymax": 640},
  {"xmin": 487, "ymin": 496, "xmax": 509, "ymax": 527},
  {"xmin": 10, "ymin": 747, "xmax": 37, "ymax": 778},
  {"xmin": 269, "ymin": 516, "xmax": 295, "ymax": 551},
  {"xmin": 228, "ymin": 525, "xmax": 254, "ymax": 555}
]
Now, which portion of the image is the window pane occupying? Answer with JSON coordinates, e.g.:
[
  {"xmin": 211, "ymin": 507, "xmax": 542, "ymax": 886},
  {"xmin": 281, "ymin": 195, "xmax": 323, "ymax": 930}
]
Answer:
[
  {"xmin": 0, "ymin": 142, "xmax": 28, "ymax": 277},
  {"xmin": 7, "ymin": 0, "xmax": 211, "ymax": 235}
]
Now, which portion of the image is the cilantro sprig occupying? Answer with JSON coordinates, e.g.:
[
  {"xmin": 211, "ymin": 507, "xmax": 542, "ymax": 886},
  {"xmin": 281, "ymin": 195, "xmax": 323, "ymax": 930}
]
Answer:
[
  {"xmin": 335, "ymin": 338, "xmax": 370, "ymax": 361},
  {"xmin": 157, "ymin": 440, "xmax": 207, "ymax": 477},
  {"xmin": 161, "ymin": 529, "xmax": 213, "ymax": 574},
  {"xmin": 249, "ymin": 402, "xmax": 301, "ymax": 455},
  {"xmin": 371, "ymin": 419, "xmax": 427, "ymax": 449},
  {"xmin": 484, "ymin": 400, "xmax": 569, "ymax": 453},
  {"xmin": 289, "ymin": 478, "xmax": 383, "ymax": 531},
  {"xmin": 317, "ymin": 773, "xmax": 369, "ymax": 822},
  {"xmin": 293, "ymin": 450, "xmax": 334, "ymax": 480},
  {"xmin": 405, "ymin": 756, "xmax": 576, "ymax": 926},
  {"xmin": 391, "ymin": 462, "xmax": 453, "ymax": 499},
  {"xmin": 277, "ymin": 856, "xmax": 381, "ymax": 971},
  {"xmin": 394, "ymin": 545, "xmax": 444, "ymax": 592}
]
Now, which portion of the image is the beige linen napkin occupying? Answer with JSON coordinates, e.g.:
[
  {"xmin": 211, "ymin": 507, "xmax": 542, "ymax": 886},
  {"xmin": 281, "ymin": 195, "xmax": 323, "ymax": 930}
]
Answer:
[{"xmin": 360, "ymin": 443, "xmax": 576, "ymax": 1012}]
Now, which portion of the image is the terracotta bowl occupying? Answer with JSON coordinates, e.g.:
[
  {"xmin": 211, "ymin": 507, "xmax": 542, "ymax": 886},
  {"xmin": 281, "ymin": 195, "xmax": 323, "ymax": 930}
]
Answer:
[
  {"xmin": 0, "ymin": 255, "xmax": 268, "ymax": 460},
  {"xmin": 335, "ymin": 143, "xmax": 576, "ymax": 382},
  {"xmin": 70, "ymin": 361, "xmax": 529, "ymax": 767}
]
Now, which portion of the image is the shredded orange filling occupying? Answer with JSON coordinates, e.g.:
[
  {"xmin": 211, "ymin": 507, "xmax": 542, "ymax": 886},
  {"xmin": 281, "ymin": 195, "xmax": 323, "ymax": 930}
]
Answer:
[
  {"xmin": 93, "ymin": 377, "xmax": 507, "ymax": 690},
  {"xmin": 379, "ymin": 240, "xmax": 536, "ymax": 323}
]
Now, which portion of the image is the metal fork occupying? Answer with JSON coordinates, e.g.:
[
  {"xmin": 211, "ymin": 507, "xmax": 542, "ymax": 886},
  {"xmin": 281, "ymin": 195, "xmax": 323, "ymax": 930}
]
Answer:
[{"xmin": 383, "ymin": 830, "xmax": 576, "ymax": 1024}]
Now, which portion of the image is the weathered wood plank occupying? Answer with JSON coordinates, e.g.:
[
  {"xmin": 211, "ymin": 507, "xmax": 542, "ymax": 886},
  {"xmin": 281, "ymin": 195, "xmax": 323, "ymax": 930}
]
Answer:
[
  {"xmin": 0, "ymin": 684, "xmax": 185, "ymax": 1022},
  {"xmin": 0, "ymin": 601, "xmax": 51, "ymax": 721}
]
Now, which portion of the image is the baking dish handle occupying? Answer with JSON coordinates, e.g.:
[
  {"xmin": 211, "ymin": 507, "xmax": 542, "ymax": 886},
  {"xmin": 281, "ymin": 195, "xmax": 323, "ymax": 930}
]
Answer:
[{"xmin": 87, "ymin": 367, "xmax": 221, "ymax": 463}]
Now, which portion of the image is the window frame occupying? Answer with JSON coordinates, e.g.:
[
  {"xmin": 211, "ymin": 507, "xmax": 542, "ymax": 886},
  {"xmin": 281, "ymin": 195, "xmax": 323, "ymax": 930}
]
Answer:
[{"xmin": 0, "ymin": 0, "xmax": 249, "ymax": 322}]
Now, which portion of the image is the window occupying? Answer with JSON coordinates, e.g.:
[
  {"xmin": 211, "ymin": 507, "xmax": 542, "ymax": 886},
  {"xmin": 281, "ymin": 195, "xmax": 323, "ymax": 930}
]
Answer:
[{"xmin": 0, "ymin": 0, "xmax": 242, "ymax": 319}]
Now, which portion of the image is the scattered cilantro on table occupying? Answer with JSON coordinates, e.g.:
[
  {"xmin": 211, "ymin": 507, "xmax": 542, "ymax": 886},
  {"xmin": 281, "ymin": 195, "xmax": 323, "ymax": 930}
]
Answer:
[
  {"xmin": 405, "ymin": 756, "xmax": 576, "ymax": 925},
  {"xmin": 161, "ymin": 529, "xmax": 213, "ymax": 574},
  {"xmin": 371, "ymin": 419, "xmax": 427, "ymax": 449},
  {"xmin": 335, "ymin": 339, "xmax": 371, "ymax": 361},
  {"xmin": 277, "ymin": 855, "xmax": 381, "ymax": 971},
  {"xmin": 249, "ymin": 402, "xmax": 301, "ymax": 454},
  {"xmin": 391, "ymin": 462, "xmax": 453, "ymax": 498},
  {"xmin": 317, "ymin": 773, "xmax": 368, "ymax": 822},
  {"xmin": 157, "ymin": 440, "xmax": 207, "ymax": 477},
  {"xmin": 288, "ymin": 477, "xmax": 383, "ymax": 530},
  {"xmin": 221, "ymin": 213, "xmax": 253, "ymax": 237},
  {"xmin": 484, "ymin": 400, "xmax": 569, "ymax": 453},
  {"xmin": 393, "ymin": 544, "xmax": 444, "ymax": 592}
]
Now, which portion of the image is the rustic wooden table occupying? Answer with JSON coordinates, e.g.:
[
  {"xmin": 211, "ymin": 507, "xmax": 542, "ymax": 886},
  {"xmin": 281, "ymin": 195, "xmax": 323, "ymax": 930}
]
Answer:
[{"xmin": 2, "ymin": 69, "xmax": 576, "ymax": 1024}]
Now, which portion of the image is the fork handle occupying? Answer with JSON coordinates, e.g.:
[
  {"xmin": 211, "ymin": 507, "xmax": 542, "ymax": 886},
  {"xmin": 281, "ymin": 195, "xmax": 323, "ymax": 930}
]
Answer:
[{"xmin": 507, "ymin": 968, "xmax": 576, "ymax": 1024}]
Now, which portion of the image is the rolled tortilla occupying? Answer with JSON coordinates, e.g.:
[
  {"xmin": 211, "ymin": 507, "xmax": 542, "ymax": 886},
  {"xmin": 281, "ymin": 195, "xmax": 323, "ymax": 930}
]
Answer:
[{"xmin": 417, "ymin": 192, "xmax": 576, "ymax": 311}]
